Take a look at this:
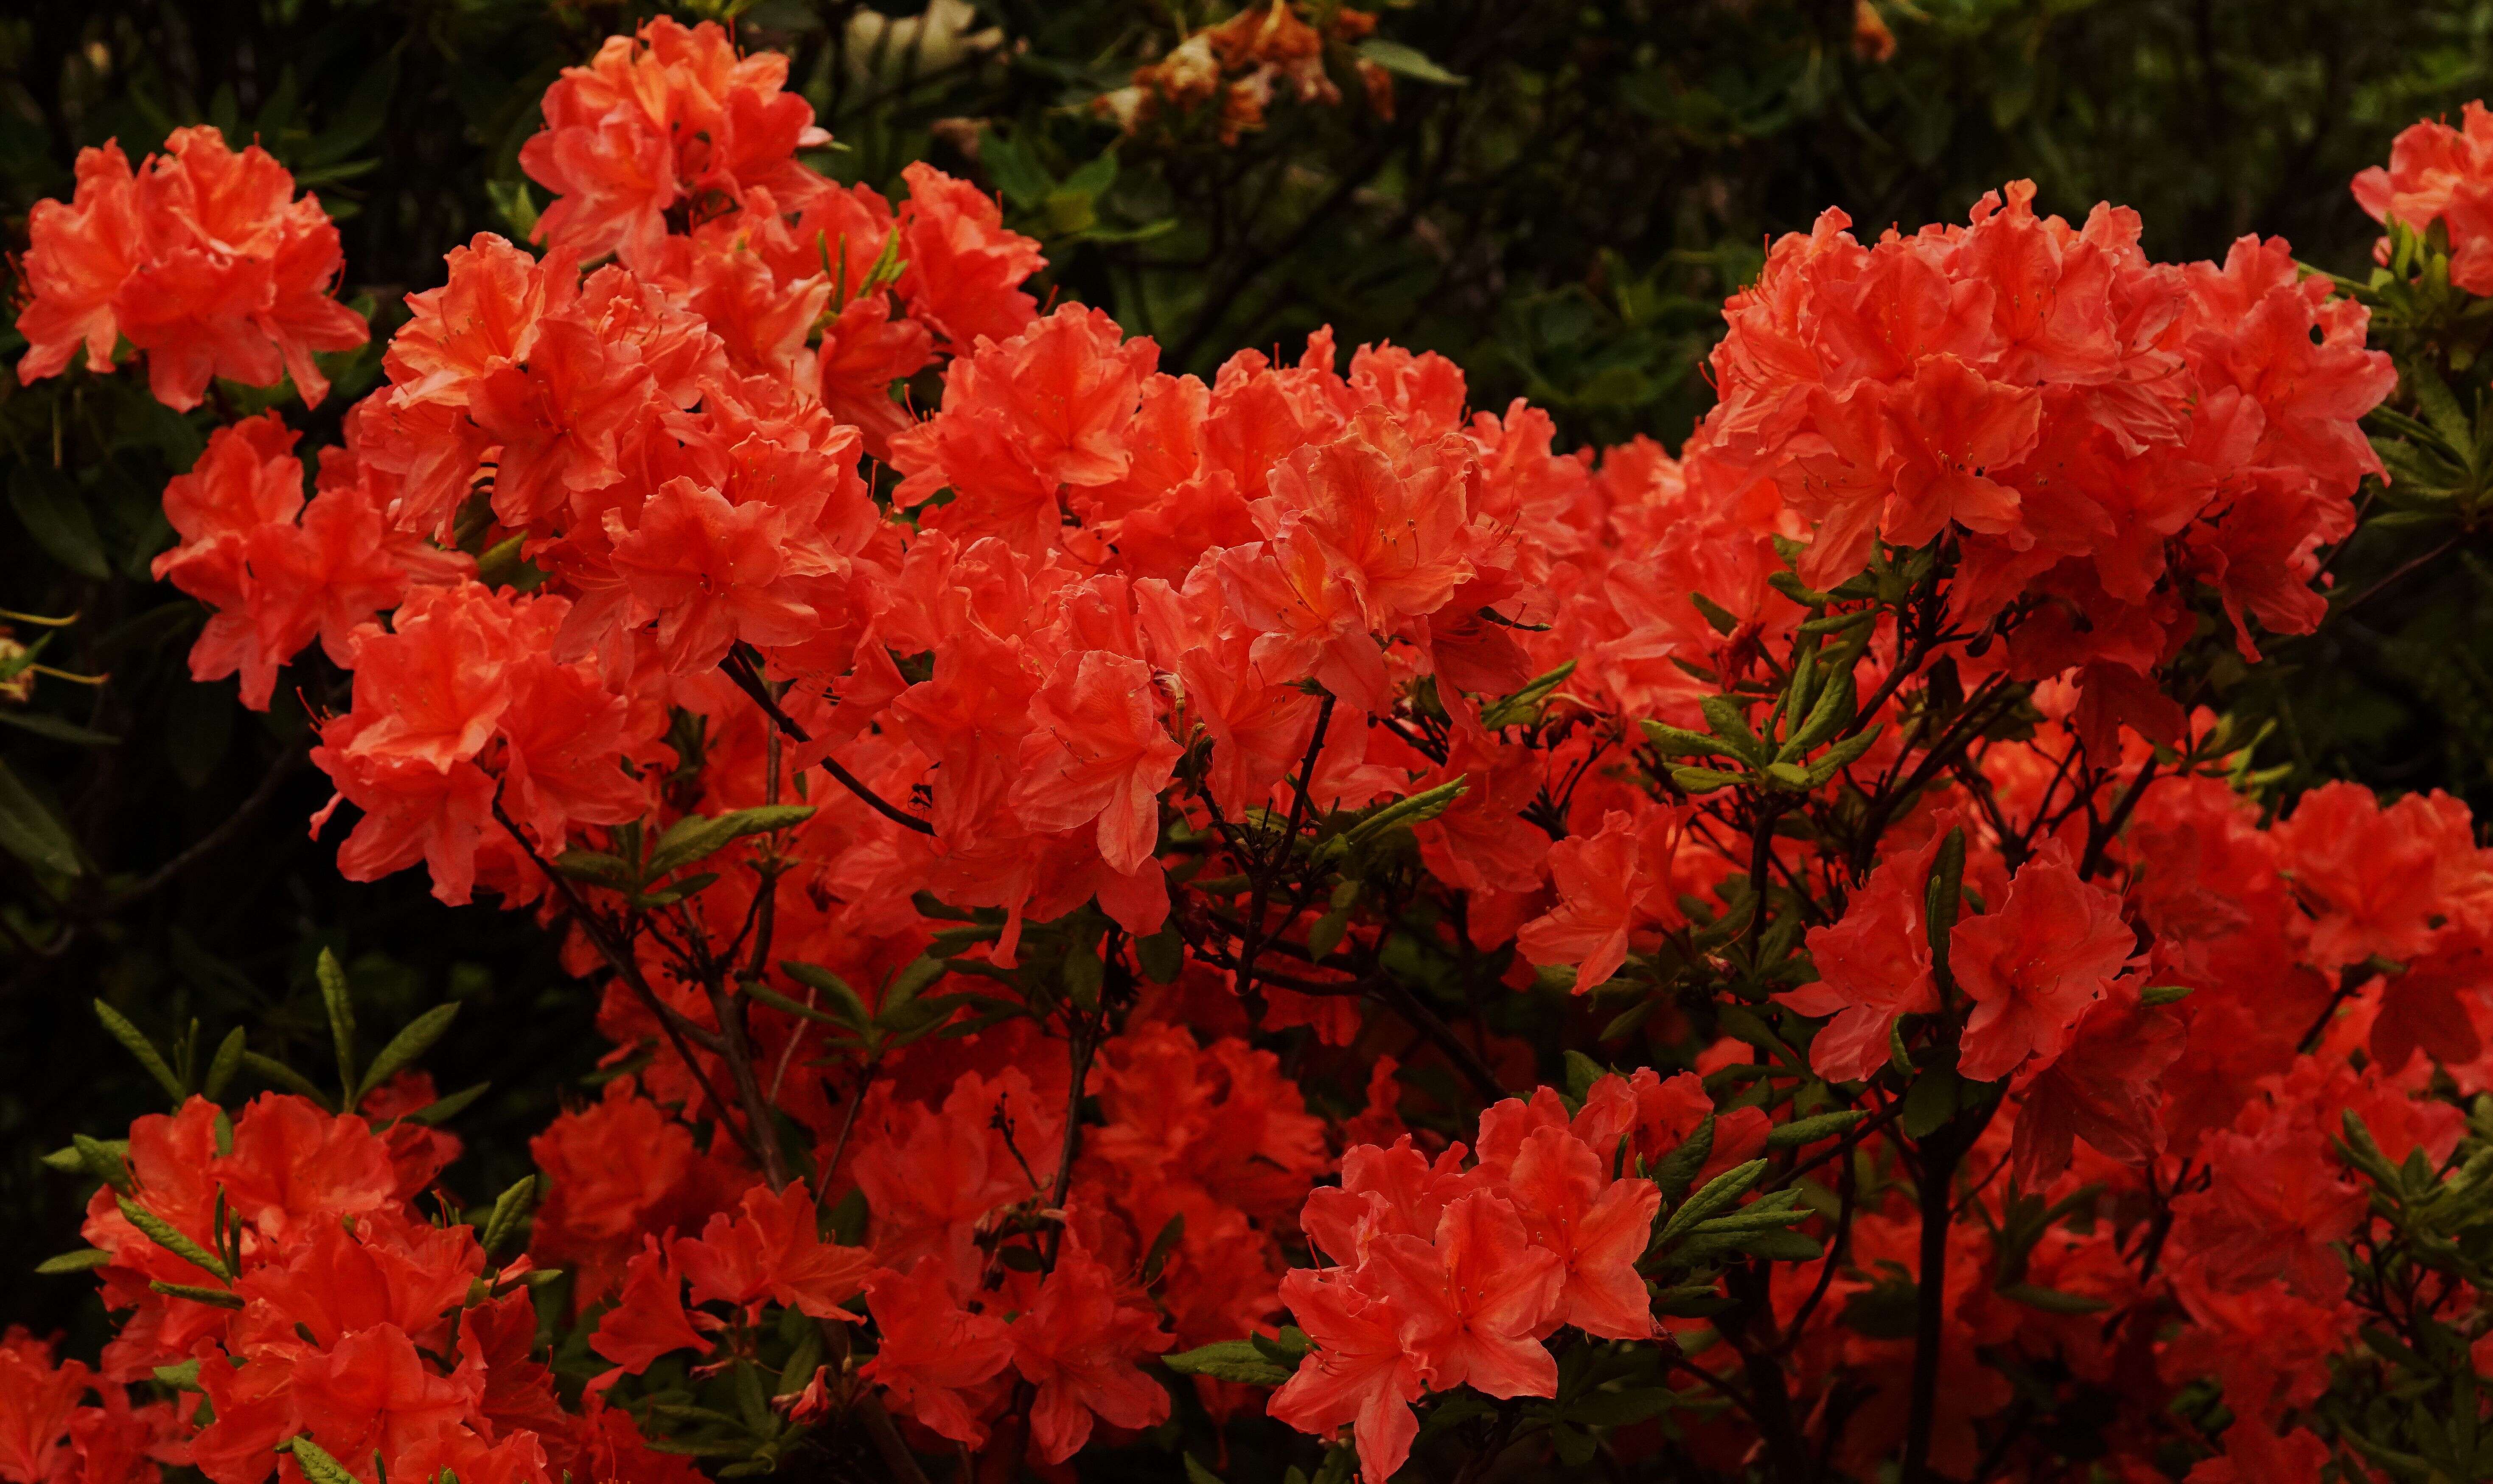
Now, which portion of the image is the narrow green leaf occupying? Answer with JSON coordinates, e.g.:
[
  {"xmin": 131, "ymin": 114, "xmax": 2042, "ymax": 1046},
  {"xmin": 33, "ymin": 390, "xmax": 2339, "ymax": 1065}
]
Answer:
[
  {"xmin": 1355, "ymin": 38, "xmax": 1466, "ymax": 85},
  {"xmin": 0, "ymin": 711, "xmax": 119, "ymax": 746},
  {"xmin": 10, "ymin": 465, "xmax": 110, "ymax": 579},
  {"xmin": 396, "ymin": 1081, "xmax": 489, "ymax": 1126},
  {"xmin": 480, "ymin": 1175, "xmax": 538, "ymax": 1256},
  {"xmin": 34, "ymin": 1248, "xmax": 114, "ymax": 1275},
  {"xmin": 241, "ymin": 1052, "xmax": 334, "ymax": 1110},
  {"xmin": 93, "ymin": 1000, "xmax": 188, "ymax": 1104},
  {"xmin": 356, "ymin": 1004, "xmax": 460, "ymax": 1106},
  {"xmin": 1767, "ymin": 1108, "xmax": 1868, "ymax": 1149},
  {"xmin": 1141, "ymin": 1211, "xmax": 1186, "ymax": 1284},
  {"xmin": 117, "ymin": 1195, "xmax": 230, "ymax": 1280},
  {"xmin": 73, "ymin": 1134, "xmax": 132, "ymax": 1193},
  {"xmin": 1641, "ymin": 720, "xmax": 1729, "ymax": 760},
  {"xmin": 152, "ymin": 1358, "xmax": 203, "ymax": 1389},
  {"xmin": 1649, "ymin": 1117, "xmax": 1714, "ymax": 1204},
  {"xmin": 0, "ymin": 757, "xmax": 81, "ymax": 876},
  {"xmin": 752, "ymin": 975, "xmax": 870, "ymax": 1031},
  {"xmin": 1656, "ymin": 1159, "xmax": 1770, "ymax": 1248},
  {"xmin": 1163, "ymin": 1339, "xmax": 1290, "ymax": 1386},
  {"xmin": 1699, "ymin": 696, "xmax": 1769, "ymax": 764},
  {"xmin": 285, "ymin": 1434, "xmax": 362, "ymax": 1484},
  {"xmin": 316, "ymin": 948, "xmax": 358, "ymax": 1101},
  {"xmin": 202, "ymin": 1027, "xmax": 247, "ymax": 1102},
  {"xmin": 148, "ymin": 1279, "xmax": 243, "ymax": 1310},
  {"xmin": 1481, "ymin": 659, "xmax": 1576, "ymax": 728},
  {"xmin": 1996, "ymin": 1282, "xmax": 2110, "ymax": 1315}
]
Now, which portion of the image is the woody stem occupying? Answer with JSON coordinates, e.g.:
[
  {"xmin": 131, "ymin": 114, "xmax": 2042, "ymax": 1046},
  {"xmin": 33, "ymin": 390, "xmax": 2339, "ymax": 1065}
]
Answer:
[
  {"xmin": 489, "ymin": 799, "xmax": 765, "ymax": 1173},
  {"xmin": 1378, "ymin": 978, "xmax": 1507, "ymax": 1104},
  {"xmin": 1041, "ymin": 999, "xmax": 1104, "ymax": 1273},
  {"xmin": 720, "ymin": 646, "xmax": 934, "ymax": 835},
  {"xmin": 704, "ymin": 974, "xmax": 793, "ymax": 1192},
  {"xmin": 1236, "ymin": 689, "xmax": 1335, "ymax": 1000},
  {"xmin": 1901, "ymin": 1129, "xmax": 1969, "ymax": 1484}
]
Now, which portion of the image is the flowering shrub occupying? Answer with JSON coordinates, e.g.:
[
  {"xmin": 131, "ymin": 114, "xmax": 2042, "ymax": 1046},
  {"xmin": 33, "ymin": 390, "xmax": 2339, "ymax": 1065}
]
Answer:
[{"xmin": 17, "ymin": 16, "xmax": 2493, "ymax": 1484}]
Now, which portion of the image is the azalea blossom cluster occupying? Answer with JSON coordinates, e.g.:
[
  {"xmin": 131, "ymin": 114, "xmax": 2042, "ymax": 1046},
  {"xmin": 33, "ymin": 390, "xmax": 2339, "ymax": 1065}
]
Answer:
[
  {"xmin": 14, "ymin": 17, "xmax": 2493, "ymax": 1481},
  {"xmin": 2356, "ymin": 100, "xmax": 2493, "ymax": 293},
  {"xmin": 14, "ymin": 125, "xmax": 367, "ymax": 411},
  {"xmin": 0, "ymin": 1081, "xmax": 706, "ymax": 1484}
]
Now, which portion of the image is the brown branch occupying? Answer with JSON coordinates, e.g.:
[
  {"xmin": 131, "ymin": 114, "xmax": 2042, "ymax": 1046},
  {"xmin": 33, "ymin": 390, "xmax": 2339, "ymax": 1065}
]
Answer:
[
  {"xmin": 1378, "ymin": 978, "xmax": 1508, "ymax": 1105},
  {"xmin": 719, "ymin": 648, "xmax": 934, "ymax": 836},
  {"xmin": 1236, "ymin": 689, "xmax": 1337, "ymax": 1000},
  {"xmin": 111, "ymin": 737, "xmax": 306, "ymax": 907},
  {"xmin": 487, "ymin": 800, "xmax": 766, "ymax": 1176}
]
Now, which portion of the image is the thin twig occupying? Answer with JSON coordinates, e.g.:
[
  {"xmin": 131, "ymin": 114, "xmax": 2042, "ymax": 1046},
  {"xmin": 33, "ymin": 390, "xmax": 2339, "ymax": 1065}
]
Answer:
[
  {"xmin": 1378, "ymin": 978, "xmax": 1508, "ymax": 1104},
  {"xmin": 719, "ymin": 648, "xmax": 934, "ymax": 835},
  {"xmin": 113, "ymin": 738, "xmax": 307, "ymax": 906},
  {"xmin": 488, "ymin": 799, "xmax": 763, "ymax": 1173}
]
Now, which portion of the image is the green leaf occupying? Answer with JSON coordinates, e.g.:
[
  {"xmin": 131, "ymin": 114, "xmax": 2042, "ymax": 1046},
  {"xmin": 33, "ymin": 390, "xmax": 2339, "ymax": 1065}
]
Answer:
[
  {"xmin": 395, "ymin": 1080, "xmax": 489, "ymax": 1126},
  {"xmin": 979, "ymin": 126, "xmax": 1054, "ymax": 209},
  {"xmin": 480, "ymin": 1175, "xmax": 538, "ymax": 1255},
  {"xmin": 34, "ymin": 1248, "xmax": 114, "ymax": 1275},
  {"xmin": 1357, "ymin": 38, "xmax": 1466, "ymax": 85},
  {"xmin": 1699, "ymin": 696, "xmax": 1769, "ymax": 763},
  {"xmin": 1600, "ymin": 996, "xmax": 1656, "ymax": 1042},
  {"xmin": 1481, "ymin": 660, "xmax": 1576, "ymax": 728},
  {"xmin": 1799, "ymin": 726, "xmax": 1881, "ymax": 786},
  {"xmin": 553, "ymin": 849, "xmax": 639, "ymax": 889},
  {"xmin": 1562, "ymin": 1050, "xmax": 1605, "ymax": 1104},
  {"xmin": 646, "ymin": 805, "xmax": 815, "ymax": 878},
  {"xmin": 1137, "ymin": 922, "xmax": 1185, "ymax": 984},
  {"xmin": 1689, "ymin": 592, "xmax": 1741, "ymax": 637},
  {"xmin": 1657, "ymin": 1159, "xmax": 1769, "ymax": 1247},
  {"xmin": 1671, "ymin": 765, "xmax": 1746, "ymax": 794},
  {"xmin": 1336, "ymin": 777, "xmax": 1469, "ymax": 851},
  {"xmin": 1996, "ymin": 1282, "xmax": 2110, "ymax": 1315},
  {"xmin": 1719, "ymin": 1227, "xmax": 1823, "ymax": 1261},
  {"xmin": 486, "ymin": 178, "xmax": 539, "ymax": 238},
  {"xmin": 0, "ymin": 757, "xmax": 82, "ymax": 876},
  {"xmin": 1163, "ymin": 1339, "xmax": 1291, "ymax": 1386},
  {"xmin": 1649, "ymin": 1117, "xmax": 1714, "ymax": 1203},
  {"xmin": 240, "ymin": 1051, "xmax": 334, "ymax": 1110},
  {"xmin": 1924, "ymin": 826, "xmax": 1967, "ymax": 967},
  {"xmin": 754, "ymin": 972, "xmax": 870, "ymax": 1031},
  {"xmin": 152, "ymin": 1358, "xmax": 203, "ymax": 1390},
  {"xmin": 0, "ymin": 711, "xmax": 119, "ymax": 746},
  {"xmin": 285, "ymin": 1434, "xmax": 362, "ymax": 1484},
  {"xmin": 202, "ymin": 1027, "xmax": 247, "ymax": 1102},
  {"xmin": 73, "ymin": 1134, "xmax": 132, "ymax": 1192},
  {"xmin": 1641, "ymin": 720, "xmax": 1729, "ymax": 760},
  {"xmin": 11, "ymin": 465, "xmax": 110, "ymax": 579},
  {"xmin": 148, "ymin": 1279, "xmax": 243, "ymax": 1310},
  {"xmin": 316, "ymin": 948, "xmax": 358, "ymax": 1102},
  {"xmin": 1901, "ymin": 1069, "xmax": 1970, "ymax": 1140},
  {"xmin": 117, "ymin": 1195, "xmax": 230, "ymax": 1281},
  {"xmin": 1141, "ymin": 1211, "xmax": 1186, "ymax": 1284},
  {"xmin": 93, "ymin": 1000, "xmax": 188, "ymax": 1104},
  {"xmin": 1767, "ymin": 569, "xmax": 1838, "ymax": 606},
  {"xmin": 1779, "ymin": 670, "xmax": 1857, "ymax": 760},
  {"xmin": 1564, "ymin": 1386, "xmax": 1674, "ymax": 1428},
  {"xmin": 2139, "ymin": 984, "xmax": 2194, "ymax": 1007},
  {"xmin": 1184, "ymin": 1456, "xmax": 1227, "ymax": 1484},
  {"xmin": 356, "ymin": 1004, "xmax": 460, "ymax": 1105},
  {"xmin": 1767, "ymin": 1108, "xmax": 1868, "ymax": 1149}
]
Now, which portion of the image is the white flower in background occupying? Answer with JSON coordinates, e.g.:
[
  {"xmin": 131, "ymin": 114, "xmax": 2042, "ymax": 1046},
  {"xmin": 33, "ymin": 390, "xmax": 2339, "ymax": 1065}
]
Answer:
[{"xmin": 846, "ymin": 0, "xmax": 1006, "ymax": 86}]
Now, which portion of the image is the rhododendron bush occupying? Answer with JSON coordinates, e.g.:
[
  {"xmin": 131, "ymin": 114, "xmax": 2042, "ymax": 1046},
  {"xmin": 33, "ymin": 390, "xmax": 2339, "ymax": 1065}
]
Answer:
[{"xmin": 20, "ymin": 14, "xmax": 2493, "ymax": 1484}]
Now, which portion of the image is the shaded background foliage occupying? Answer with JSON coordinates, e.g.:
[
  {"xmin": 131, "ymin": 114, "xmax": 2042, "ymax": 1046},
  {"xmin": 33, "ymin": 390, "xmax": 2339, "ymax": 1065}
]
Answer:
[{"xmin": 4, "ymin": 0, "xmax": 2492, "ymax": 1343}]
